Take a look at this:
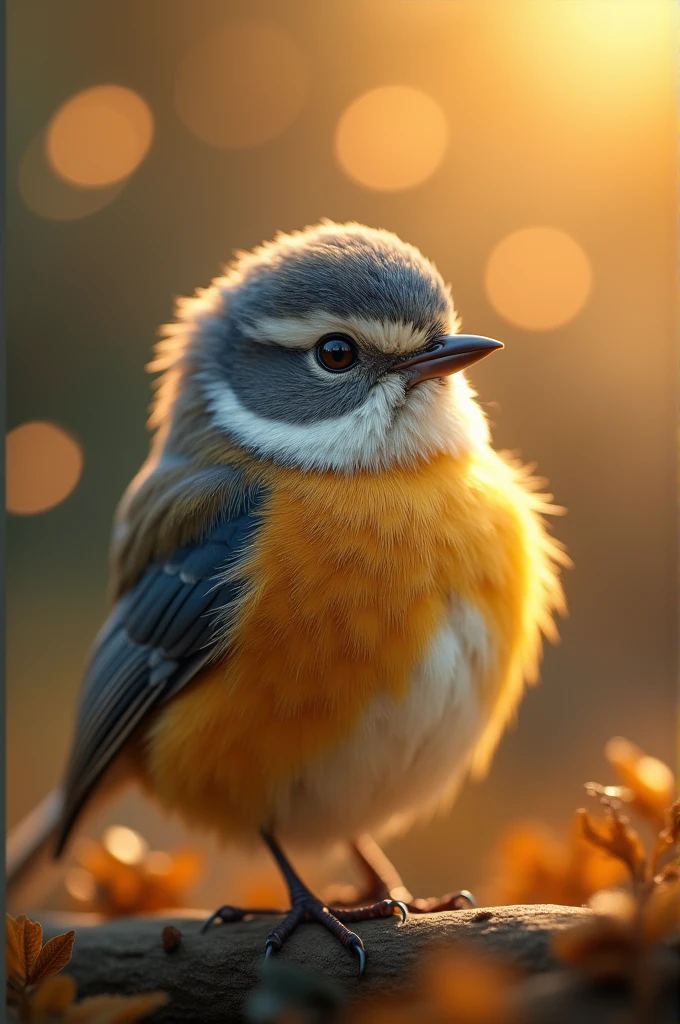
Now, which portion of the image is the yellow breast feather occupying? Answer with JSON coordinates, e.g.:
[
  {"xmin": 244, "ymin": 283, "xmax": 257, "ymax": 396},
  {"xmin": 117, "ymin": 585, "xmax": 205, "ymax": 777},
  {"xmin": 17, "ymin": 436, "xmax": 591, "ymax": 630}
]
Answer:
[{"xmin": 144, "ymin": 448, "xmax": 565, "ymax": 838}]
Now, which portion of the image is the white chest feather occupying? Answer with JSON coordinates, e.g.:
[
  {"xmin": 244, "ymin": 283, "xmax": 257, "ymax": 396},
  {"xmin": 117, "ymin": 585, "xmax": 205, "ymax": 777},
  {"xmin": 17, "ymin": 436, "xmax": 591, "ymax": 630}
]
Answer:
[{"xmin": 270, "ymin": 598, "xmax": 493, "ymax": 846}]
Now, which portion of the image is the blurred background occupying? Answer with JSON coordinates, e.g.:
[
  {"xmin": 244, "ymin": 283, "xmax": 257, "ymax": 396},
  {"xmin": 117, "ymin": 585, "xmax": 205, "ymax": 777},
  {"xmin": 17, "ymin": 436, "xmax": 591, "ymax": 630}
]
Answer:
[{"xmin": 6, "ymin": 0, "xmax": 678, "ymax": 916}]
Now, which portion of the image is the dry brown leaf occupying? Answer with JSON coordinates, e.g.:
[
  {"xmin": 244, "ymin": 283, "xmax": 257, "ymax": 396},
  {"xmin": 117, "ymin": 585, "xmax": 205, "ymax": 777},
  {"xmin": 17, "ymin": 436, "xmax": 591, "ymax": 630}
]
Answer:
[
  {"xmin": 7, "ymin": 915, "xmax": 27, "ymax": 983},
  {"xmin": 6, "ymin": 914, "xmax": 44, "ymax": 985},
  {"xmin": 31, "ymin": 973, "xmax": 78, "ymax": 1016},
  {"xmin": 642, "ymin": 879, "xmax": 680, "ymax": 944},
  {"xmin": 481, "ymin": 817, "xmax": 629, "ymax": 908},
  {"xmin": 605, "ymin": 737, "xmax": 676, "ymax": 827},
  {"xmin": 552, "ymin": 915, "xmax": 640, "ymax": 982},
  {"xmin": 68, "ymin": 829, "xmax": 204, "ymax": 918},
  {"xmin": 577, "ymin": 808, "xmax": 647, "ymax": 885},
  {"xmin": 29, "ymin": 929, "xmax": 76, "ymax": 987},
  {"xmin": 64, "ymin": 991, "xmax": 168, "ymax": 1024}
]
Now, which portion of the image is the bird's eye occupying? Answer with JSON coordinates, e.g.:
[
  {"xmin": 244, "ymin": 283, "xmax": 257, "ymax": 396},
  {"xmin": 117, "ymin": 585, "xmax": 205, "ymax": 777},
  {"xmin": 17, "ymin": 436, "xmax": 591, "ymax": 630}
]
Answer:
[{"xmin": 316, "ymin": 335, "xmax": 358, "ymax": 373}]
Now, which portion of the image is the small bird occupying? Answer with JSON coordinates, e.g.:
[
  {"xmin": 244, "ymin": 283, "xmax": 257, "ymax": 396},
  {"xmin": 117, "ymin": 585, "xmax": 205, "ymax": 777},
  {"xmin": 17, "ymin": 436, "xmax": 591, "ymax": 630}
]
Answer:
[{"xmin": 7, "ymin": 221, "xmax": 566, "ymax": 971}]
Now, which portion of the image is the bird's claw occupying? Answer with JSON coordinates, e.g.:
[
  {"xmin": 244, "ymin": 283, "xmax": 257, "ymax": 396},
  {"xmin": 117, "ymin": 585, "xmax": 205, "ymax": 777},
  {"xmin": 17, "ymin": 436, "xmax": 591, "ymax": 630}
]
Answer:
[
  {"xmin": 264, "ymin": 939, "xmax": 278, "ymax": 960},
  {"xmin": 349, "ymin": 937, "xmax": 366, "ymax": 976},
  {"xmin": 380, "ymin": 899, "xmax": 408, "ymax": 924}
]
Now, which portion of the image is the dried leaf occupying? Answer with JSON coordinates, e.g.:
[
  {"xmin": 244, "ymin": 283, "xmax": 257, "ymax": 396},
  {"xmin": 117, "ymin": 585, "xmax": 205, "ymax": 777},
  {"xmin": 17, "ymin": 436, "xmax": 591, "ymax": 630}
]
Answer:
[
  {"xmin": 552, "ymin": 915, "xmax": 639, "ymax": 982},
  {"xmin": 6, "ymin": 913, "xmax": 44, "ymax": 986},
  {"xmin": 64, "ymin": 991, "xmax": 168, "ymax": 1023},
  {"xmin": 6, "ymin": 914, "xmax": 27, "ymax": 983},
  {"xmin": 642, "ymin": 879, "xmax": 680, "ymax": 944},
  {"xmin": 605, "ymin": 737, "xmax": 676, "ymax": 827},
  {"xmin": 31, "ymin": 973, "xmax": 78, "ymax": 1015},
  {"xmin": 577, "ymin": 808, "xmax": 647, "ymax": 885},
  {"xmin": 29, "ymin": 929, "xmax": 76, "ymax": 986}
]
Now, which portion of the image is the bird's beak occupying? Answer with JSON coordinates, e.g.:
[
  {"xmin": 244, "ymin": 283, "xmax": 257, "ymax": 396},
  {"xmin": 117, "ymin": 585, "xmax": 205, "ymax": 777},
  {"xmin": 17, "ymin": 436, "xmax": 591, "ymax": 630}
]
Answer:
[{"xmin": 394, "ymin": 334, "xmax": 504, "ymax": 390}]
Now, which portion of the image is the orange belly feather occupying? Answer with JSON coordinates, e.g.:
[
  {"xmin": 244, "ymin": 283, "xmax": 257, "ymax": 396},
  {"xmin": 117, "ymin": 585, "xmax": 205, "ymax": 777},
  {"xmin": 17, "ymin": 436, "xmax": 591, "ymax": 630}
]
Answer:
[{"xmin": 143, "ymin": 449, "xmax": 563, "ymax": 839}]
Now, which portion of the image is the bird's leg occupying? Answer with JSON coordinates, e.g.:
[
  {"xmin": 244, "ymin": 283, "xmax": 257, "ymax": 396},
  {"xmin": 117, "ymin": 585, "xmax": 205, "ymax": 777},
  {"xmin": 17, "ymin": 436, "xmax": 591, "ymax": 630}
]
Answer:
[
  {"xmin": 201, "ymin": 830, "xmax": 407, "ymax": 974},
  {"xmin": 344, "ymin": 834, "xmax": 476, "ymax": 913},
  {"xmin": 327, "ymin": 834, "xmax": 413, "ymax": 906}
]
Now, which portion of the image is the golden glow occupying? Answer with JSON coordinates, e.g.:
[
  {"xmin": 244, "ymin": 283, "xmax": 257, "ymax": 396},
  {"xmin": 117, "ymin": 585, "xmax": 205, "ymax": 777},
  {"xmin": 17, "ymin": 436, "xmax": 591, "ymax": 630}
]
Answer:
[
  {"xmin": 64, "ymin": 866, "xmax": 97, "ymax": 904},
  {"xmin": 102, "ymin": 825, "xmax": 148, "ymax": 866},
  {"xmin": 19, "ymin": 132, "xmax": 124, "ymax": 221},
  {"xmin": 588, "ymin": 889, "xmax": 636, "ymax": 921},
  {"xmin": 6, "ymin": 422, "xmax": 83, "ymax": 516},
  {"xmin": 485, "ymin": 227, "xmax": 592, "ymax": 331},
  {"xmin": 175, "ymin": 19, "xmax": 307, "ymax": 149},
  {"xmin": 145, "ymin": 851, "xmax": 173, "ymax": 876},
  {"xmin": 335, "ymin": 86, "xmax": 448, "ymax": 191},
  {"xmin": 636, "ymin": 755, "xmax": 675, "ymax": 798},
  {"xmin": 46, "ymin": 85, "xmax": 153, "ymax": 188}
]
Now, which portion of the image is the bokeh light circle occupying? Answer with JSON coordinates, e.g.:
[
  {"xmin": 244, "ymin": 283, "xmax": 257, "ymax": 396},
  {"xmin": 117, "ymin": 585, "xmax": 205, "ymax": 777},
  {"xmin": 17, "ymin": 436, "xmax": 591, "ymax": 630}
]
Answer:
[
  {"xmin": 19, "ymin": 132, "xmax": 125, "ymax": 221},
  {"xmin": 175, "ymin": 19, "xmax": 308, "ymax": 149},
  {"xmin": 335, "ymin": 86, "xmax": 449, "ymax": 191},
  {"xmin": 46, "ymin": 85, "xmax": 154, "ymax": 187},
  {"xmin": 6, "ymin": 422, "xmax": 84, "ymax": 515},
  {"xmin": 485, "ymin": 227, "xmax": 592, "ymax": 331}
]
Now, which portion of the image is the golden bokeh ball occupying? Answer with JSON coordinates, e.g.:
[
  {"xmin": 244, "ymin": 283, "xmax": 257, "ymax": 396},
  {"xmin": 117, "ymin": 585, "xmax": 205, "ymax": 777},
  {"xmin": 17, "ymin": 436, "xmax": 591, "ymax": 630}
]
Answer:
[
  {"xmin": 485, "ymin": 227, "xmax": 592, "ymax": 331},
  {"xmin": 335, "ymin": 86, "xmax": 448, "ymax": 191},
  {"xmin": 6, "ymin": 422, "xmax": 84, "ymax": 515},
  {"xmin": 46, "ymin": 85, "xmax": 154, "ymax": 188}
]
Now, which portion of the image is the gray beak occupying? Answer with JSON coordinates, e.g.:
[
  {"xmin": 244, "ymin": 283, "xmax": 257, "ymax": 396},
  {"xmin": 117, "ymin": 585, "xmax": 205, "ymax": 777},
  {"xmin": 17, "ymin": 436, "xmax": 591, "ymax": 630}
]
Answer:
[{"xmin": 394, "ymin": 334, "xmax": 504, "ymax": 389}]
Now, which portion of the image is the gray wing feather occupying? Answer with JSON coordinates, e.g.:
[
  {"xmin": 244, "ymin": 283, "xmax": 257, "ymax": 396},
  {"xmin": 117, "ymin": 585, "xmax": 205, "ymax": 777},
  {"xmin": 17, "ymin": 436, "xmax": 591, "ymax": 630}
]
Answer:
[{"xmin": 55, "ymin": 490, "xmax": 263, "ymax": 855}]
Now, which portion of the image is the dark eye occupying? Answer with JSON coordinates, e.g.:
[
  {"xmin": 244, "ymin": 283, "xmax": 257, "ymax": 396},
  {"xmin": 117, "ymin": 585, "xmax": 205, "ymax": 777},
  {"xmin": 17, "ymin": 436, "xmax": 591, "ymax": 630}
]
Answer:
[{"xmin": 316, "ymin": 335, "xmax": 358, "ymax": 372}]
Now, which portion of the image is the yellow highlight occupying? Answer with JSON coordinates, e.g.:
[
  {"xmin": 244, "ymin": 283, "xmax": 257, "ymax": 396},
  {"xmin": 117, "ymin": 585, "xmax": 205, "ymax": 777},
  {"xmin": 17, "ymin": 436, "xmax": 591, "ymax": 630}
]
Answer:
[
  {"xmin": 175, "ymin": 19, "xmax": 307, "ymax": 150},
  {"xmin": 19, "ymin": 132, "xmax": 125, "ymax": 221},
  {"xmin": 6, "ymin": 422, "xmax": 83, "ymax": 516},
  {"xmin": 146, "ymin": 449, "xmax": 563, "ymax": 839},
  {"xmin": 102, "ymin": 825, "xmax": 148, "ymax": 866},
  {"xmin": 46, "ymin": 85, "xmax": 153, "ymax": 188},
  {"xmin": 485, "ymin": 227, "xmax": 592, "ymax": 331},
  {"xmin": 335, "ymin": 86, "xmax": 448, "ymax": 192}
]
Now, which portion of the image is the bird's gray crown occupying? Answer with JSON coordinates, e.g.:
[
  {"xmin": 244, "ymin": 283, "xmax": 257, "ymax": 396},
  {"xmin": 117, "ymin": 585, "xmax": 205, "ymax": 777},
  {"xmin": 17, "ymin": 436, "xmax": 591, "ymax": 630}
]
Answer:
[{"xmin": 226, "ymin": 220, "xmax": 453, "ymax": 330}]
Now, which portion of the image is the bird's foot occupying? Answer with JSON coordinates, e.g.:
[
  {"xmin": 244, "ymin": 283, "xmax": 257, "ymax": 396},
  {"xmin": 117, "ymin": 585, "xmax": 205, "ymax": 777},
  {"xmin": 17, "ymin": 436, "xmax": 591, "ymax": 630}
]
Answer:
[
  {"xmin": 325, "ymin": 881, "xmax": 475, "ymax": 915},
  {"xmin": 201, "ymin": 894, "xmax": 406, "ymax": 974},
  {"xmin": 264, "ymin": 895, "xmax": 406, "ymax": 974},
  {"xmin": 404, "ymin": 890, "xmax": 476, "ymax": 913}
]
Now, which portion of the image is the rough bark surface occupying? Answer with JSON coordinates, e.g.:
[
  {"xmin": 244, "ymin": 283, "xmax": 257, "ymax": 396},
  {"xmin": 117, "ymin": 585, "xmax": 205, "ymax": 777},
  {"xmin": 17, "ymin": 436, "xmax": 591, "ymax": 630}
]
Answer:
[{"xmin": 40, "ymin": 904, "xmax": 592, "ymax": 1022}]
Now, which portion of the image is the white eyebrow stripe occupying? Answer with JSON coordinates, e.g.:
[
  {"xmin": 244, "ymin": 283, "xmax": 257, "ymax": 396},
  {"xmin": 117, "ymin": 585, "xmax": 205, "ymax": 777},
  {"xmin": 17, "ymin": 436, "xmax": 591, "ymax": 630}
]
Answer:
[{"xmin": 245, "ymin": 314, "xmax": 439, "ymax": 355}]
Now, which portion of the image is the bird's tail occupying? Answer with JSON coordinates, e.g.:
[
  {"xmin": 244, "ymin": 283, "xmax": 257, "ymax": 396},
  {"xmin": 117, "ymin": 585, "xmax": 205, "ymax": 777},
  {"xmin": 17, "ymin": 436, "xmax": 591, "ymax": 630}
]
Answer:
[{"xmin": 6, "ymin": 790, "xmax": 64, "ymax": 912}]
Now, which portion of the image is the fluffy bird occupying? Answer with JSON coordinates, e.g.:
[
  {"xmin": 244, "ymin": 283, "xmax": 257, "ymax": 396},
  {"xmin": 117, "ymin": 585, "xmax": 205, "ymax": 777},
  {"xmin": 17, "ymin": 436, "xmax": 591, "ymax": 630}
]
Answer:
[{"xmin": 7, "ymin": 221, "xmax": 566, "ymax": 969}]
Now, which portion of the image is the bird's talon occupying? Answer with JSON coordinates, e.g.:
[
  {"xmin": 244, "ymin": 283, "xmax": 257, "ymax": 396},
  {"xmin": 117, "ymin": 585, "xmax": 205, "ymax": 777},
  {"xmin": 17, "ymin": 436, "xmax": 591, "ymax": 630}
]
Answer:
[
  {"xmin": 394, "ymin": 900, "xmax": 408, "ymax": 924},
  {"xmin": 379, "ymin": 899, "xmax": 408, "ymax": 923},
  {"xmin": 264, "ymin": 940, "xmax": 277, "ymax": 960},
  {"xmin": 456, "ymin": 890, "xmax": 477, "ymax": 909},
  {"xmin": 349, "ymin": 938, "xmax": 366, "ymax": 976}
]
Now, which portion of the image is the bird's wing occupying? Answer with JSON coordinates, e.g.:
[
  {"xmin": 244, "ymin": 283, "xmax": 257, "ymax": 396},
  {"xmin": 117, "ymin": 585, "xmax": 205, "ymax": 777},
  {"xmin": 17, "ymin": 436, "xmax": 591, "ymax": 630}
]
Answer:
[{"xmin": 55, "ymin": 489, "xmax": 263, "ymax": 855}]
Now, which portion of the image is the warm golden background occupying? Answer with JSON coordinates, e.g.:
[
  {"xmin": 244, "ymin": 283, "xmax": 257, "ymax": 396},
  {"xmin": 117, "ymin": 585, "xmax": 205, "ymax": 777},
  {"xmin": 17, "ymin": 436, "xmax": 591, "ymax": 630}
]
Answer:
[{"xmin": 6, "ymin": 0, "xmax": 677, "ymax": 912}]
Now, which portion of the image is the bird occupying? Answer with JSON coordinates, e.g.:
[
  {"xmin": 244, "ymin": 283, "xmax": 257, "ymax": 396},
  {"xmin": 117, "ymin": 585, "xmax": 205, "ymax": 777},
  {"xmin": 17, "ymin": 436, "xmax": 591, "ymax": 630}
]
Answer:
[{"xmin": 7, "ymin": 220, "xmax": 566, "ymax": 972}]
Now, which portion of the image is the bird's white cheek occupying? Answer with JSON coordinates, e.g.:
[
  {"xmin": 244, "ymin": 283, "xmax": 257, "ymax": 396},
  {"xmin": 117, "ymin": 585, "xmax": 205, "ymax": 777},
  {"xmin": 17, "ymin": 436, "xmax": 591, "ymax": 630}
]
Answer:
[{"xmin": 201, "ymin": 370, "xmax": 487, "ymax": 473}]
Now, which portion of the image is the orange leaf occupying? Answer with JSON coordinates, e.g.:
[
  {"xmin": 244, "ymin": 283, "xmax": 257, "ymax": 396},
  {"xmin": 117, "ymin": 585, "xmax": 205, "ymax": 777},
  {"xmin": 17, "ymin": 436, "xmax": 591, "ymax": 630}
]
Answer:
[
  {"xmin": 31, "ymin": 973, "xmax": 78, "ymax": 1015},
  {"xmin": 21, "ymin": 916, "xmax": 43, "ymax": 981},
  {"xmin": 29, "ymin": 929, "xmax": 76, "ymax": 986},
  {"xmin": 64, "ymin": 991, "xmax": 168, "ymax": 1023},
  {"xmin": 605, "ymin": 738, "xmax": 676, "ymax": 826},
  {"xmin": 6, "ymin": 914, "xmax": 27, "ymax": 983},
  {"xmin": 642, "ymin": 880, "xmax": 680, "ymax": 944},
  {"xmin": 578, "ymin": 808, "xmax": 646, "ymax": 885}
]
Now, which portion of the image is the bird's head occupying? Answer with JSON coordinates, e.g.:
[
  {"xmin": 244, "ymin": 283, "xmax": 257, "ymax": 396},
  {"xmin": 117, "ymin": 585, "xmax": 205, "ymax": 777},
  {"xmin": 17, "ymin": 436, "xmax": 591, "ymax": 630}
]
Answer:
[{"xmin": 155, "ymin": 221, "xmax": 502, "ymax": 473}]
